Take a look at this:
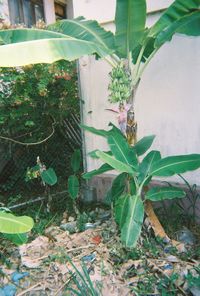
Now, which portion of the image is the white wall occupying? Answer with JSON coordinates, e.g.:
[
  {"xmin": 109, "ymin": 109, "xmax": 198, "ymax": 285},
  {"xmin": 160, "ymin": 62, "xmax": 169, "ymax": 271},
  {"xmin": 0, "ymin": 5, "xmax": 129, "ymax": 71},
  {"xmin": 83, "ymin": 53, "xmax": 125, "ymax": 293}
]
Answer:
[
  {"xmin": 0, "ymin": 0, "xmax": 10, "ymax": 21},
  {"xmin": 74, "ymin": 1, "xmax": 200, "ymax": 185}
]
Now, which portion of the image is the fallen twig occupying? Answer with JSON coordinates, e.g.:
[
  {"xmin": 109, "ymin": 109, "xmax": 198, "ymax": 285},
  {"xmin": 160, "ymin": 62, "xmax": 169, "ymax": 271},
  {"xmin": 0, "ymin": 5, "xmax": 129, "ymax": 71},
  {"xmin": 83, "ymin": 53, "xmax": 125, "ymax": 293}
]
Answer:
[
  {"xmin": 34, "ymin": 243, "xmax": 96, "ymax": 262},
  {"xmin": 17, "ymin": 282, "xmax": 43, "ymax": 296}
]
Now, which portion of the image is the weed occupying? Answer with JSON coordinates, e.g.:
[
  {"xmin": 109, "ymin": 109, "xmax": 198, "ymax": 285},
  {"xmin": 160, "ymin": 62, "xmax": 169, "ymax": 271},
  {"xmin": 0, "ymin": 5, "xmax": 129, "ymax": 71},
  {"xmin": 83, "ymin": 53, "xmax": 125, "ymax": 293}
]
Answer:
[{"xmin": 64, "ymin": 257, "xmax": 101, "ymax": 296}]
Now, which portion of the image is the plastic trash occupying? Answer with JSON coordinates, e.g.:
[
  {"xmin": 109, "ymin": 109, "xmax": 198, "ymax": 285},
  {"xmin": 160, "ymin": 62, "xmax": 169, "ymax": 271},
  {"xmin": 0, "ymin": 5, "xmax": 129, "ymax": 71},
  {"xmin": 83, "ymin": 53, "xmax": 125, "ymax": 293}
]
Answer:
[
  {"xmin": 163, "ymin": 264, "xmax": 173, "ymax": 270},
  {"xmin": 176, "ymin": 228, "xmax": 196, "ymax": 245},
  {"xmin": 0, "ymin": 284, "xmax": 17, "ymax": 296},
  {"xmin": 82, "ymin": 253, "xmax": 96, "ymax": 263},
  {"xmin": 11, "ymin": 271, "xmax": 29, "ymax": 285}
]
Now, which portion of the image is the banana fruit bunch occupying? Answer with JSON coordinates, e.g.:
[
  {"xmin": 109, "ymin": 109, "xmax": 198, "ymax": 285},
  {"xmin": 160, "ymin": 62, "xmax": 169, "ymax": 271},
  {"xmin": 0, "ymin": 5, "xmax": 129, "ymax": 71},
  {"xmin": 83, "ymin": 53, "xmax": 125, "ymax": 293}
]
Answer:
[{"xmin": 108, "ymin": 62, "xmax": 132, "ymax": 103}]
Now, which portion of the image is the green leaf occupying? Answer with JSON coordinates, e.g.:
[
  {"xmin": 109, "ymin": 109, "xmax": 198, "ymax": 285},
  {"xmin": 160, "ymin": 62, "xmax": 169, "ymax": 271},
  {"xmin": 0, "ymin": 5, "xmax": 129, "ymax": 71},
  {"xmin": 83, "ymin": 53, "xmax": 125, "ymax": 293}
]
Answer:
[
  {"xmin": 115, "ymin": 0, "xmax": 147, "ymax": 56},
  {"xmin": 68, "ymin": 175, "xmax": 79, "ymax": 200},
  {"xmin": 115, "ymin": 194, "xmax": 130, "ymax": 227},
  {"xmin": 146, "ymin": 186, "xmax": 186, "ymax": 201},
  {"xmin": 177, "ymin": 12, "xmax": 200, "ymax": 36},
  {"xmin": 134, "ymin": 135, "xmax": 156, "ymax": 156},
  {"xmin": 150, "ymin": 154, "xmax": 200, "ymax": 177},
  {"xmin": 88, "ymin": 150, "xmax": 112, "ymax": 159},
  {"xmin": 0, "ymin": 29, "xmax": 109, "ymax": 67},
  {"xmin": 3, "ymin": 233, "xmax": 28, "ymax": 245},
  {"xmin": 149, "ymin": 0, "xmax": 200, "ymax": 38},
  {"xmin": 52, "ymin": 17, "xmax": 115, "ymax": 52},
  {"xmin": 107, "ymin": 133, "xmax": 138, "ymax": 168},
  {"xmin": 96, "ymin": 151, "xmax": 135, "ymax": 174},
  {"xmin": 121, "ymin": 195, "xmax": 144, "ymax": 248},
  {"xmin": 81, "ymin": 123, "xmax": 123, "ymax": 139},
  {"xmin": 82, "ymin": 163, "xmax": 113, "ymax": 179},
  {"xmin": 0, "ymin": 212, "xmax": 34, "ymax": 234},
  {"xmin": 155, "ymin": 11, "xmax": 200, "ymax": 47},
  {"xmin": 132, "ymin": 36, "xmax": 156, "ymax": 64},
  {"xmin": 111, "ymin": 173, "xmax": 127, "ymax": 202},
  {"xmin": 81, "ymin": 124, "xmax": 110, "ymax": 137},
  {"xmin": 71, "ymin": 149, "xmax": 81, "ymax": 173},
  {"xmin": 0, "ymin": 28, "xmax": 67, "ymax": 44},
  {"xmin": 41, "ymin": 168, "xmax": 57, "ymax": 186},
  {"xmin": 138, "ymin": 150, "xmax": 161, "ymax": 184}
]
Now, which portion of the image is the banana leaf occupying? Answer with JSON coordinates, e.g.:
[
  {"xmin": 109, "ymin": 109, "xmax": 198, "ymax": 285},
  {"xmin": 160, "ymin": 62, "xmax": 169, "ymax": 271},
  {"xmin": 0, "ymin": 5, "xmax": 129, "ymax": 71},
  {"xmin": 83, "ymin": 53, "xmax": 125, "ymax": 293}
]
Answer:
[
  {"xmin": 138, "ymin": 150, "xmax": 161, "ymax": 184},
  {"xmin": 121, "ymin": 195, "xmax": 144, "ymax": 248},
  {"xmin": 68, "ymin": 175, "xmax": 79, "ymax": 200},
  {"xmin": 134, "ymin": 135, "xmax": 155, "ymax": 156},
  {"xmin": 82, "ymin": 163, "xmax": 113, "ymax": 179},
  {"xmin": 155, "ymin": 11, "xmax": 200, "ymax": 47},
  {"xmin": 150, "ymin": 154, "xmax": 200, "ymax": 177},
  {"xmin": 146, "ymin": 186, "xmax": 186, "ymax": 201},
  {"xmin": 115, "ymin": 193, "xmax": 130, "ymax": 227},
  {"xmin": 149, "ymin": 0, "xmax": 200, "ymax": 37},
  {"xmin": 0, "ymin": 212, "xmax": 34, "ymax": 234},
  {"xmin": 115, "ymin": 0, "xmax": 147, "ymax": 57},
  {"xmin": 107, "ymin": 133, "xmax": 138, "ymax": 168},
  {"xmin": 0, "ymin": 29, "xmax": 111, "ymax": 67},
  {"xmin": 50, "ymin": 17, "xmax": 115, "ymax": 52},
  {"xmin": 96, "ymin": 151, "xmax": 135, "ymax": 174}
]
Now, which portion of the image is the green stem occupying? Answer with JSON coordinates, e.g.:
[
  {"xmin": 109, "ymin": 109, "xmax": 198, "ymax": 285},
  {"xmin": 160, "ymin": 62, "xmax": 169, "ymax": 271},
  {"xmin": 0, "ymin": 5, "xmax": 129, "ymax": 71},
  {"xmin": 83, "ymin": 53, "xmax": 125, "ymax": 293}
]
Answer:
[
  {"xmin": 133, "ymin": 45, "xmax": 145, "ymax": 81},
  {"xmin": 104, "ymin": 56, "xmax": 118, "ymax": 68},
  {"xmin": 135, "ymin": 47, "xmax": 160, "ymax": 82}
]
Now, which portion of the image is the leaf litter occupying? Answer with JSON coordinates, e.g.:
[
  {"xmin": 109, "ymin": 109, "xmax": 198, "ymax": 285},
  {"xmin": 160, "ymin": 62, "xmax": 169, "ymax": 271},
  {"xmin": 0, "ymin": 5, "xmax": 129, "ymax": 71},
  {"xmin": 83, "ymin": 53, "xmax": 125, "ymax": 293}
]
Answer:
[{"xmin": 0, "ymin": 212, "xmax": 199, "ymax": 296}]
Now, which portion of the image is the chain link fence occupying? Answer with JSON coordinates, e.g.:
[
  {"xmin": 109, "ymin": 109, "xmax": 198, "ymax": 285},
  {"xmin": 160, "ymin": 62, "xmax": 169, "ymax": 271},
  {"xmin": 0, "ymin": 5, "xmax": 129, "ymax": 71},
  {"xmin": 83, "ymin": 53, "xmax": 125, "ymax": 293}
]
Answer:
[{"xmin": 0, "ymin": 113, "xmax": 82, "ymax": 207}]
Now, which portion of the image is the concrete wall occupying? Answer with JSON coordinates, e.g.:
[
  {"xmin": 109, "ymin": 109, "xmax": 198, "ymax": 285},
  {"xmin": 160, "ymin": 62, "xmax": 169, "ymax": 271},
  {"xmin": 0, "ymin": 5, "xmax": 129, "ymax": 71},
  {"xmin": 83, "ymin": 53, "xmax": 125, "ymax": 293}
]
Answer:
[
  {"xmin": 73, "ymin": 1, "xmax": 200, "ymax": 186},
  {"xmin": 0, "ymin": 0, "xmax": 10, "ymax": 21}
]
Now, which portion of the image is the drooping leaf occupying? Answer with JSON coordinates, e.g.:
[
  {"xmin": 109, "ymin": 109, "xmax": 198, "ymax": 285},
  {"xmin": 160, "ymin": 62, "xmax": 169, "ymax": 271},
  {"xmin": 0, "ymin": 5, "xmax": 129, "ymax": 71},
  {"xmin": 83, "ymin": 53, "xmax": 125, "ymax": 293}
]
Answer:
[
  {"xmin": 115, "ymin": 194, "xmax": 130, "ymax": 227},
  {"xmin": 51, "ymin": 17, "xmax": 115, "ymax": 52},
  {"xmin": 68, "ymin": 175, "xmax": 79, "ymax": 200},
  {"xmin": 149, "ymin": 0, "xmax": 200, "ymax": 38},
  {"xmin": 146, "ymin": 186, "xmax": 186, "ymax": 201},
  {"xmin": 150, "ymin": 154, "xmax": 200, "ymax": 177},
  {"xmin": 107, "ymin": 133, "xmax": 138, "ymax": 169},
  {"xmin": 82, "ymin": 163, "xmax": 113, "ymax": 179},
  {"xmin": 81, "ymin": 124, "xmax": 110, "ymax": 137},
  {"xmin": 177, "ymin": 12, "xmax": 200, "ymax": 35},
  {"xmin": 0, "ymin": 28, "xmax": 67, "ymax": 44},
  {"xmin": 121, "ymin": 195, "xmax": 144, "ymax": 248},
  {"xmin": 0, "ymin": 212, "xmax": 34, "ymax": 234},
  {"xmin": 96, "ymin": 151, "xmax": 135, "ymax": 174},
  {"xmin": 155, "ymin": 11, "xmax": 200, "ymax": 47},
  {"xmin": 138, "ymin": 150, "xmax": 161, "ymax": 184},
  {"xmin": 0, "ymin": 29, "xmax": 110, "ymax": 67},
  {"xmin": 115, "ymin": 0, "xmax": 147, "ymax": 57},
  {"xmin": 41, "ymin": 168, "xmax": 57, "ymax": 186},
  {"xmin": 111, "ymin": 173, "xmax": 127, "ymax": 202},
  {"xmin": 134, "ymin": 135, "xmax": 156, "ymax": 156},
  {"xmin": 71, "ymin": 149, "xmax": 81, "ymax": 173},
  {"xmin": 3, "ymin": 233, "xmax": 28, "ymax": 245}
]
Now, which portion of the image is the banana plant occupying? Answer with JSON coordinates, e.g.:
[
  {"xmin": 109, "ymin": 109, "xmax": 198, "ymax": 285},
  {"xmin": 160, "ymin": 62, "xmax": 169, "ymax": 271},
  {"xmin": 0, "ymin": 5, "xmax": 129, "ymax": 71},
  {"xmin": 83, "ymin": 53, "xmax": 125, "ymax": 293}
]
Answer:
[
  {"xmin": 0, "ymin": 0, "xmax": 200, "ymax": 142},
  {"xmin": 0, "ymin": 0, "xmax": 200, "ymax": 247},
  {"xmin": 0, "ymin": 210, "xmax": 34, "ymax": 245},
  {"xmin": 82, "ymin": 124, "xmax": 200, "ymax": 248}
]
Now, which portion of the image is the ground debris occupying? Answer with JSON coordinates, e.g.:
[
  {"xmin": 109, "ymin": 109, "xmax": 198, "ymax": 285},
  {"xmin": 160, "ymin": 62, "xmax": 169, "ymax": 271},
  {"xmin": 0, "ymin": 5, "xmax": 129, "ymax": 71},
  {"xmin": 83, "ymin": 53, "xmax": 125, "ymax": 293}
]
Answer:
[{"xmin": 0, "ymin": 215, "xmax": 199, "ymax": 295}]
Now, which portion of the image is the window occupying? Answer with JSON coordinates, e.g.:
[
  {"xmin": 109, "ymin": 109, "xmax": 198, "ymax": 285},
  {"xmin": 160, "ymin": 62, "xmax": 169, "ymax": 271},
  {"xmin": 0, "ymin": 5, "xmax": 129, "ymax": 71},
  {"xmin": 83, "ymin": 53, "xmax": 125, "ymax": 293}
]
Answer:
[
  {"xmin": 8, "ymin": 0, "xmax": 44, "ymax": 27},
  {"xmin": 54, "ymin": 2, "xmax": 67, "ymax": 20}
]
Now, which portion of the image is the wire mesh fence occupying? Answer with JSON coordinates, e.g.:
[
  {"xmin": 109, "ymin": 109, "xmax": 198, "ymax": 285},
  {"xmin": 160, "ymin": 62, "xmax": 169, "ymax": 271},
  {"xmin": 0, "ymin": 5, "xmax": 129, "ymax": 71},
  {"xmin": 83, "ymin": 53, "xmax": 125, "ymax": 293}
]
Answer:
[{"xmin": 0, "ymin": 113, "xmax": 82, "ymax": 206}]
